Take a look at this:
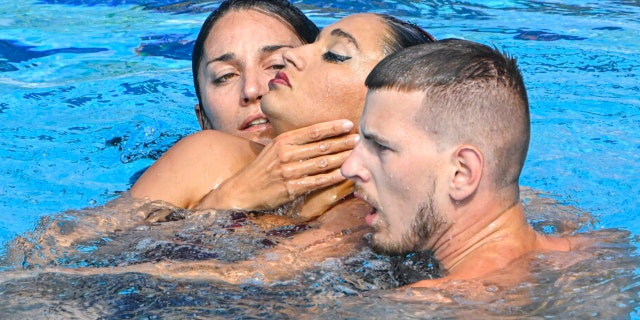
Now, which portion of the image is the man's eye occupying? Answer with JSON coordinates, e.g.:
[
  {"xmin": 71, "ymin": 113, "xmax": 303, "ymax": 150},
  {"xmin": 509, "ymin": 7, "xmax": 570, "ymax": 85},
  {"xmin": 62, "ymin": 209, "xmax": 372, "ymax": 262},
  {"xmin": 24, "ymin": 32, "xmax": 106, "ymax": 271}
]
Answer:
[
  {"xmin": 373, "ymin": 141, "xmax": 390, "ymax": 152},
  {"xmin": 369, "ymin": 139, "xmax": 391, "ymax": 153},
  {"xmin": 322, "ymin": 51, "xmax": 352, "ymax": 63},
  {"xmin": 213, "ymin": 73, "xmax": 236, "ymax": 84}
]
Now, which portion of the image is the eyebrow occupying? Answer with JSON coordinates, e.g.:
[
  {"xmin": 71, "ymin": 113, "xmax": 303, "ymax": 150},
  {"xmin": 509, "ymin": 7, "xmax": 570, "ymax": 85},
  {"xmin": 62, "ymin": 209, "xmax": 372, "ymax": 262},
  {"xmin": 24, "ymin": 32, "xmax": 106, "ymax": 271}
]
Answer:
[
  {"xmin": 262, "ymin": 44, "xmax": 294, "ymax": 53},
  {"xmin": 330, "ymin": 28, "xmax": 359, "ymax": 49},
  {"xmin": 205, "ymin": 44, "xmax": 294, "ymax": 66},
  {"xmin": 360, "ymin": 126, "xmax": 388, "ymax": 145},
  {"xmin": 207, "ymin": 53, "xmax": 235, "ymax": 65}
]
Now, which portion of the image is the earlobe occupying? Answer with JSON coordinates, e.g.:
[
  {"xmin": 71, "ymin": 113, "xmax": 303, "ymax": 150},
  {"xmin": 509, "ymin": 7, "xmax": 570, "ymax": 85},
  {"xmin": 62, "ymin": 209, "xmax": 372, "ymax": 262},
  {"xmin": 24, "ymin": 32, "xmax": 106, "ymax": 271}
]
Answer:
[
  {"xmin": 195, "ymin": 104, "xmax": 212, "ymax": 130},
  {"xmin": 450, "ymin": 145, "xmax": 483, "ymax": 201}
]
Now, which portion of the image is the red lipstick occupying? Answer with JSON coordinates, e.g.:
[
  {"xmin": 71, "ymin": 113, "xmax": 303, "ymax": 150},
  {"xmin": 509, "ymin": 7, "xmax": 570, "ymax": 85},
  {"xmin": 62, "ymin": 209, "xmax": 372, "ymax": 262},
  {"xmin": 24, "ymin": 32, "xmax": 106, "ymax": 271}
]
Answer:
[{"xmin": 268, "ymin": 71, "xmax": 291, "ymax": 89}]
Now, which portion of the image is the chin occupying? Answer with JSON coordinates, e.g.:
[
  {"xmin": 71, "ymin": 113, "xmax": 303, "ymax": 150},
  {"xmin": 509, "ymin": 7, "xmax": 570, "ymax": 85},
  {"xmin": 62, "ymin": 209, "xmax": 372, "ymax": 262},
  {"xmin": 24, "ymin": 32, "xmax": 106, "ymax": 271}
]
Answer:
[
  {"xmin": 371, "ymin": 226, "xmax": 421, "ymax": 256},
  {"xmin": 370, "ymin": 234, "xmax": 404, "ymax": 256},
  {"xmin": 238, "ymin": 130, "xmax": 269, "ymax": 145},
  {"xmin": 254, "ymin": 136, "xmax": 273, "ymax": 146},
  {"xmin": 261, "ymin": 92, "xmax": 285, "ymax": 115}
]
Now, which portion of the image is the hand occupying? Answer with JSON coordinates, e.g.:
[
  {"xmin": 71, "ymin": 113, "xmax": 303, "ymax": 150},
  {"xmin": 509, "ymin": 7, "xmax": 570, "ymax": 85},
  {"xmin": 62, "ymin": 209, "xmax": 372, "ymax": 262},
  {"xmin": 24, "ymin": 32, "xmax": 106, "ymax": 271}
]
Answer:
[{"xmin": 195, "ymin": 119, "xmax": 359, "ymax": 211}]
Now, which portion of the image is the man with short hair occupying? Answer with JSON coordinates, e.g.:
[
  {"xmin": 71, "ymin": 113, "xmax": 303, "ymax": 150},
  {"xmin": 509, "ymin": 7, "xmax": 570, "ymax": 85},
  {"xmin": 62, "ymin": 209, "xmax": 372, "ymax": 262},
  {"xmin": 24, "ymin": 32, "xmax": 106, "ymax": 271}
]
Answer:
[{"xmin": 341, "ymin": 39, "xmax": 584, "ymax": 287}]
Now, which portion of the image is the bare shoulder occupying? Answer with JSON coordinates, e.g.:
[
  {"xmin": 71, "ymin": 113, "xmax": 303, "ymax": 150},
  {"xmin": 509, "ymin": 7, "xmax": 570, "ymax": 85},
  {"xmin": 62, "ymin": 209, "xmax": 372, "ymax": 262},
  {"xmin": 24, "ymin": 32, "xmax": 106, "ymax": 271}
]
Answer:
[
  {"xmin": 131, "ymin": 130, "xmax": 263, "ymax": 208},
  {"xmin": 536, "ymin": 233, "xmax": 590, "ymax": 252},
  {"xmin": 169, "ymin": 130, "xmax": 261, "ymax": 158}
]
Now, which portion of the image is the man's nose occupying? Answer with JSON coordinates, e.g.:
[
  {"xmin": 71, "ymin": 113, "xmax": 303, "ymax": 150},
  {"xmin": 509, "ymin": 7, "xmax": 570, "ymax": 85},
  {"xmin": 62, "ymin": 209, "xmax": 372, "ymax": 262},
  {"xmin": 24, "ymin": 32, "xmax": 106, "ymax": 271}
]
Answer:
[{"xmin": 341, "ymin": 144, "xmax": 367, "ymax": 182}]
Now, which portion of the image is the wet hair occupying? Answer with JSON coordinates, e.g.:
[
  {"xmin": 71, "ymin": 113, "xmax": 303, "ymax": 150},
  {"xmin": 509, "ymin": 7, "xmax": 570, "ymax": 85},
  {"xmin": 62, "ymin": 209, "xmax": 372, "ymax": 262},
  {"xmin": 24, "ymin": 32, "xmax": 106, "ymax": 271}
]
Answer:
[
  {"xmin": 366, "ymin": 39, "xmax": 530, "ymax": 188},
  {"xmin": 191, "ymin": 0, "xmax": 319, "ymax": 109},
  {"xmin": 376, "ymin": 14, "xmax": 436, "ymax": 56}
]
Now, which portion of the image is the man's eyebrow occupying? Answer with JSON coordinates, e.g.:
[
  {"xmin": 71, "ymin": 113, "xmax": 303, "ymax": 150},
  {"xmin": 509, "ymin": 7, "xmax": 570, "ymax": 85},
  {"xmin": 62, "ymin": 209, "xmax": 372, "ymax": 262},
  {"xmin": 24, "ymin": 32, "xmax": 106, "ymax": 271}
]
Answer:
[
  {"xmin": 330, "ymin": 28, "xmax": 359, "ymax": 49},
  {"xmin": 361, "ymin": 127, "xmax": 387, "ymax": 144}
]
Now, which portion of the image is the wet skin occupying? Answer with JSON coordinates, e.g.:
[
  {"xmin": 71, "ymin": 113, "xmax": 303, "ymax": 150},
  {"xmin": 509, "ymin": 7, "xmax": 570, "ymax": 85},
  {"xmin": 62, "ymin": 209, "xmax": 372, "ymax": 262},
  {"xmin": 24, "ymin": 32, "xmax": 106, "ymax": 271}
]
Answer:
[{"xmin": 195, "ymin": 9, "xmax": 303, "ymax": 145}]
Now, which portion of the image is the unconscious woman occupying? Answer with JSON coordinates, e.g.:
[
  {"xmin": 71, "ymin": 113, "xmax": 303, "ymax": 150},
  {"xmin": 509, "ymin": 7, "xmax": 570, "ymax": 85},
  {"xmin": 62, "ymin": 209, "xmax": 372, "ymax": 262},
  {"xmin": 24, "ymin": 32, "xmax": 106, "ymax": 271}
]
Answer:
[
  {"xmin": 131, "ymin": 12, "xmax": 435, "ymax": 219},
  {"xmin": 132, "ymin": 0, "xmax": 371, "ymax": 217}
]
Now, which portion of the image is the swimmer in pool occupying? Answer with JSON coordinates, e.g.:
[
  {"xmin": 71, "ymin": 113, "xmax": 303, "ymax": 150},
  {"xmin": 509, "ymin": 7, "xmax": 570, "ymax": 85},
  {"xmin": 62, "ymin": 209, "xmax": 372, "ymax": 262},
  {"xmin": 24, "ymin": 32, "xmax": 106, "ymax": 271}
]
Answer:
[
  {"xmin": 131, "ymin": 12, "xmax": 435, "ymax": 221},
  {"xmin": 340, "ymin": 39, "xmax": 588, "ymax": 290},
  {"xmin": 129, "ymin": 0, "xmax": 380, "ymax": 215},
  {"xmin": 191, "ymin": 0, "xmax": 317, "ymax": 145},
  {"xmin": 11, "ymin": 13, "xmax": 436, "ymax": 280},
  {"xmin": 133, "ymin": 0, "xmax": 358, "ymax": 213},
  {"xmin": 6, "ymin": 0, "xmax": 326, "ymax": 263}
]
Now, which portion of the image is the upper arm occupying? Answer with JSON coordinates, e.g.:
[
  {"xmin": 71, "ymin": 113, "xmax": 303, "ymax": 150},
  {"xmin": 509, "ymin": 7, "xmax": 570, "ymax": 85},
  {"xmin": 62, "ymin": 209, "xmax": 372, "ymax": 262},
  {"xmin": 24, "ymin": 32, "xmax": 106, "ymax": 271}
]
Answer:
[{"xmin": 130, "ymin": 130, "xmax": 262, "ymax": 208}]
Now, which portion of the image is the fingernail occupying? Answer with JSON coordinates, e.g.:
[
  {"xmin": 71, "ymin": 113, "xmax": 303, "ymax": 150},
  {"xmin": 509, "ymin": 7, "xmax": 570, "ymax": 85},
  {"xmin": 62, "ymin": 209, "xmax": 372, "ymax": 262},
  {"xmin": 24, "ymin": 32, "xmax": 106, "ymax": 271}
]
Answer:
[{"xmin": 342, "ymin": 120, "xmax": 354, "ymax": 131}]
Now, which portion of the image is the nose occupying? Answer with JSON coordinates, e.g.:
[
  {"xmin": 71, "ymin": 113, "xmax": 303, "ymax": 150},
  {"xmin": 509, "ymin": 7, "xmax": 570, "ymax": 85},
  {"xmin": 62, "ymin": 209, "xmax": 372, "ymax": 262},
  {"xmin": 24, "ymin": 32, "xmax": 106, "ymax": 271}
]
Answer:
[
  {"xmin": 340, "ymin": 141, "xmax": 368, "ymax": 182},
  {"xmin": 282, "ymin": 45, "xmax": 306, "ymax": 71},
  {"xmin": 240, "ymin": 69, "xmax": 265, "ymax": 106}
]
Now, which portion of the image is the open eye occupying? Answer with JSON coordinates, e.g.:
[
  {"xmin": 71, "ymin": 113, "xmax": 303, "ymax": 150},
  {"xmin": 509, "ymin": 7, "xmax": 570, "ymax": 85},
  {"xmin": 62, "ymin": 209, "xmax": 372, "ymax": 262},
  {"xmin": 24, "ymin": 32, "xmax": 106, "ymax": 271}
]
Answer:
[
  {"xmin": 265, "ymin": 56, "xmax": 286, "ymax": 71},
  {"xmin": 269, "ymin": 64, "xmax": 286, "ymax": 70},
  {"xmin": 322, "ymin": 51, "xmax": 352, "ymax": 63},
  {"xmin": 213, "ymin": 73, "xmax": 237, "ymax": 85}
]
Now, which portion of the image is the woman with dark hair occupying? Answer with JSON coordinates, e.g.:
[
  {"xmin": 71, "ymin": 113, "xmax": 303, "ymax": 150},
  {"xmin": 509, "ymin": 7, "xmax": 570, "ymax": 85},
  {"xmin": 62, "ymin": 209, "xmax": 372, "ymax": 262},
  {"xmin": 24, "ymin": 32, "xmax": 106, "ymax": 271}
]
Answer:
[
  {"xmin": 132, "ymin": 0, "xmax": 358, "ymax": 212},
  {"xmin": 190, "ymin": 0, "xmax": 318, "ymax": 145},
  {"xmin": 13, "ymin": 13, "xmax": 436, "ymax": 284},
  {"xmin": 132, "ymin": 13, "xmax": 436, "ymax": 220}
]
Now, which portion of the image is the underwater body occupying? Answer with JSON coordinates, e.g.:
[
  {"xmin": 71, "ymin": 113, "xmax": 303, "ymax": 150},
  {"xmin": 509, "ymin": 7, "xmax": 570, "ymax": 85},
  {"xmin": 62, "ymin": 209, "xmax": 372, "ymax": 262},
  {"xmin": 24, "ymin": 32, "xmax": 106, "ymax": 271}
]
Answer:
[
  {"xmin": 0, "ymin": 0, "xmax": 639, "ymax": 318},
  {"xmin": 0, "ymin": 189, "xmax": 636, "ymax": 318}
]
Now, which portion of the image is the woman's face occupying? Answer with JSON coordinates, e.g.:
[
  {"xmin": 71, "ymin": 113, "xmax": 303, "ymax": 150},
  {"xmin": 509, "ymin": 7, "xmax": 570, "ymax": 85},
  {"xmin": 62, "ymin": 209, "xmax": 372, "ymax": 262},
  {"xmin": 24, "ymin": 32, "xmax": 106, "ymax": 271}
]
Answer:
[
  {"xmin": 197, "ymin": 9, "xmax": 303, "ymax": 145},
  {"xmin": 261, "ymin": 14, "xmax": 388, "ymax": 135}
]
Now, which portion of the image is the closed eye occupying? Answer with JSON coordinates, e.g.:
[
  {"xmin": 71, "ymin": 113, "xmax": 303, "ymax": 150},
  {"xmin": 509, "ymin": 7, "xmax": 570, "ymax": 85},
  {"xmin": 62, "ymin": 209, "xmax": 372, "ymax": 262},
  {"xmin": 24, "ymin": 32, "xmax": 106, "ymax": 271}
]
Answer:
[
  {"xmin": 371, "ymin": 140, "xmax": 391, "ymax": 152},
  {"xmin": 363, "ymin": 136, "xmax": 392, "ymax": 153},
  {"xmin": 322, "ymin": 51, "xmax": 352, "ymax": 63}
]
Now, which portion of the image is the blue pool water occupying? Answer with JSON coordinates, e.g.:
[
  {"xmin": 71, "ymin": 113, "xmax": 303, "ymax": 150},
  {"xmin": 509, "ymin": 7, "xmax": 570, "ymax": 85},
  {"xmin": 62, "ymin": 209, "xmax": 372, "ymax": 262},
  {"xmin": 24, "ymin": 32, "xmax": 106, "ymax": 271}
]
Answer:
[{"xmin": 0, "ymin": 0, "xmax": 639, "ymax": 318}]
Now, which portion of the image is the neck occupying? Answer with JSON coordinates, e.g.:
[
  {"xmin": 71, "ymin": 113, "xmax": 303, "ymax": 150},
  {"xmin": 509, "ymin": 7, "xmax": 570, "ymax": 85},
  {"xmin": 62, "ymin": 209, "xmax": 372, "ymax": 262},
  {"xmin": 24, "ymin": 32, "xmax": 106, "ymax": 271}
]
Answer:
[{"xmin": 427, "ymin": 187, "xmax": 538, "ymax": 278}]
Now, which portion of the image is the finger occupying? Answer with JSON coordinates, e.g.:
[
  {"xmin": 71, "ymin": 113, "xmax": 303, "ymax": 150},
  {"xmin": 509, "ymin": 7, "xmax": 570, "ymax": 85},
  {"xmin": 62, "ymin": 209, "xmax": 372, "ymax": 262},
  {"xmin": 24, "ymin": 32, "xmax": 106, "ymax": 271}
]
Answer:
[
  {"xmin": 284, "ymin": 134, "xmax": 358, "ymax": 162},
  {"xmin": 284, "ymin": 168, "xmax": 347, "ymax": 198},
  {"xmin": 280, "ymin": 119, "xmax": 354, "ymax": 145},
  {"xmin": 281, "ymin": 150, "xmax": 352, "ymax": 179}
]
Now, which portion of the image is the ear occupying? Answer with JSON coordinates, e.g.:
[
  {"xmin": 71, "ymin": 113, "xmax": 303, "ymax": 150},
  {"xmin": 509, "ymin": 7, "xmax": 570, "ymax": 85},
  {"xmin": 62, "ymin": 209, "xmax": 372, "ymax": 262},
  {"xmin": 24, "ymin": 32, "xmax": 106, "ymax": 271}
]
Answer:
[
  {"xmin": 449, "ymin": 145, "xmax": 483, "ymax": 201},
  {"xmin": 194, "ymin": 103, "xmax": 213, "ymax": 130}
]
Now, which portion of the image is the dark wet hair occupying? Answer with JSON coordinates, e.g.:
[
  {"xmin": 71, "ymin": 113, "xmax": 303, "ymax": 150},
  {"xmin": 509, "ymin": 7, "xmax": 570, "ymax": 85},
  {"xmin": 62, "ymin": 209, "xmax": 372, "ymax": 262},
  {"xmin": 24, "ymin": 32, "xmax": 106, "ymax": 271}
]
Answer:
[
  {"xmin": 192, "ymin": 0, "xmax": 319, "ymax": 108},
  {"xmin": 366, "ymin": 39, "xmax": 530, "ymax": 188},
  {"xmin": 376, "ymin": 14, "xmax": 436, "ymax": 56}
]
